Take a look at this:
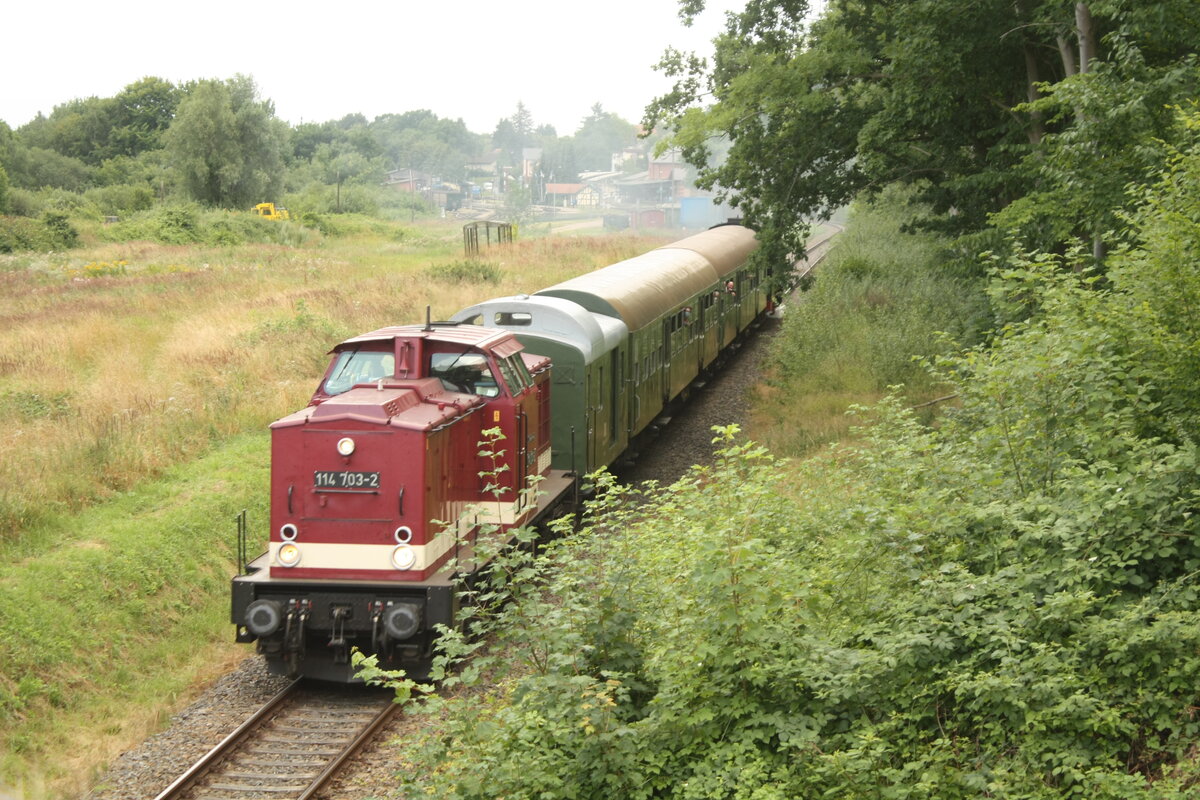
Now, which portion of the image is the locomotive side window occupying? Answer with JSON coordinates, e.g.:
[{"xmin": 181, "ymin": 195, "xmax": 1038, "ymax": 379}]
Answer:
[
  {"xmin": 496, "ymin": 357, "xmax": 524, "ymax": 394},
  {"xmin": 429, "ymin": 352, "xmax": 501, "ymax": 397},
  {"xmin": 322, "ymin": 348, "xmax": 395, "ymax": 395},
  {"xmin": 506, "ymin": 355, "xmax": 533, "ymax": 388}
]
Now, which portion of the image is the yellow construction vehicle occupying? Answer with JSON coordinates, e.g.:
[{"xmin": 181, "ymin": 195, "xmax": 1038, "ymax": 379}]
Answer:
[{"xmin": 252, "ymin": 202, "xmax": 290, "ymax": 221}]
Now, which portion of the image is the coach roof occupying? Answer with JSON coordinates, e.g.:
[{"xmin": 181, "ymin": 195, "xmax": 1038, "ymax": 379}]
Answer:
[{"xmin": 535, "ymin": 224, "xmax": 757, "ymax": 331}]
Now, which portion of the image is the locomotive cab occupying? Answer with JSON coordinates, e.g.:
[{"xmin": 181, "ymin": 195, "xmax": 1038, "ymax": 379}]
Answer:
[{"xmin": 231, "ymin": 323, "xmax": 565, "ymax": 681}]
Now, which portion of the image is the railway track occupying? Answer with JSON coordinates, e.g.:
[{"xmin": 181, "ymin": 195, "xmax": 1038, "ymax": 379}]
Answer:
[
  {"xmin": 793, "ymin": 222, "xmax": 842, "ymax": 283},
  {"xmin": 153, "ymin": 679, "xmax": 397, "ymax": 800}
]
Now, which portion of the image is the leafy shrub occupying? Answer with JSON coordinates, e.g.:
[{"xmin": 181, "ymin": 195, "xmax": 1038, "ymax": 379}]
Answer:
[
  {"xmin": 299, "ymin": 210, "xmax": 334, "ymax": 235},
  {"xmin": 93, "ymin": 204, "xmax": 312, "ymax": 246},
  {"xmin": 83, "ymin": 183, "xmax": 155, "ymax": 216},
  {"xmin": 0, "ymin": 217, "xmax": 52, "ymax": 252},
  {"xmin": 4, "ymin": 188, "xmax": 41, "ymax": 217},
  {"xmin": 425, "ymin": 260, "xmax": 501, "ymax": 284},
  {"xmin": 388, "ymin": 118, "xmax": 1200, "ymax": 799},
  {"xmin": 41, "ymin": 212, "xmax": 79, "ymax": 248},
  {"xmin": 150, "ymin": 205, "xmax": 202, "ymax": 243},
  {"xmin": 0, "ymin": 213, "xmax": 79, "ymax": 252}
]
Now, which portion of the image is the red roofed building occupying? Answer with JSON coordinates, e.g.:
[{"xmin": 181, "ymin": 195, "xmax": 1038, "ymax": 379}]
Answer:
[{"xmin": 545, "ymin": 183, "xmax": 600, "ymax": 207}]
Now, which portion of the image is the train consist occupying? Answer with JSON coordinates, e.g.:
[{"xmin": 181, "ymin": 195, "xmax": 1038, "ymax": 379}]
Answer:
[{"xmin": 231, "ymin": 224, "xmax": 764, "ymax": 681}]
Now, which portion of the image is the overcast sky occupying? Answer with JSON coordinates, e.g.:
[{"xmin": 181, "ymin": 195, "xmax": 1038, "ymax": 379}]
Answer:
[{"xmin": 3, "ymin": 0, "xmax": 756, "ymax": 136}]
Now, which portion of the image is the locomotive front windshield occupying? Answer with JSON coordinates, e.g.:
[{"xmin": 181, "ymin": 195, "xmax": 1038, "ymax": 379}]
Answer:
[
  {"xmin": 322, "ymin": 348, "xmax": 395, "ymax": 395},
  {"xmin": 429, "ymin": 352, "xmax": 501, "ymax": 397}
]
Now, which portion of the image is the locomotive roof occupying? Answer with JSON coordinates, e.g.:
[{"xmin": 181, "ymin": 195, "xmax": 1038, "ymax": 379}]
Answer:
[
  {"xmin": 535, "ymin": 224, "xmax": 758, "ymax": 331},
  {"xmin": 334, "ymin": 323, "xmax": 517, "ymax": 353},
  {"xmin": 273, "ymin": 377, "xmax": 483, "ymax": 432},
  {"xmin": 451, "ymin": 294, "xmax": 628, "ymax": 364}
]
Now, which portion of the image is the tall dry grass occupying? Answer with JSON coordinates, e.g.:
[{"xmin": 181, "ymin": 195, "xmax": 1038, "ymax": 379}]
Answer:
[
  {"xmin": 0, "ymin": 222, "xmax": 663, "ymax": 553},
  {"xmin": 750, "ymin": 203, "xmax": 988, "ymax": 456}
]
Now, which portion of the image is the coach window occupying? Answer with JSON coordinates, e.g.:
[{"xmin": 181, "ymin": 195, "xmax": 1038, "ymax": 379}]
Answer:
[{"xmin": 496, "ymin": 312, "xmax": 532, "ymax": 326}]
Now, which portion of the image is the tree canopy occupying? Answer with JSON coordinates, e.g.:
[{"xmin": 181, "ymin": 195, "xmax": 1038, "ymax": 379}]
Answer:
[
  {"xmin": 647, "ymin": 0, "xmax": 1200, "ymax": 270},
  {"xmin": 0, "ymin": 78, "xmax": 647, "ymax": 218},
  {"xmin": 164, "ymin": 75, "xmax": 287, "ymax": 208}
]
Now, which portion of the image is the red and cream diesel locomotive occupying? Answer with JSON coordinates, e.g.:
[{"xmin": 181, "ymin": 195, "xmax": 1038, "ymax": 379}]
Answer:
[
  {"xmin": 231, "ymin": 322, "xmax": 574, "ymax": 680},
  {"xmin": 232, "ymin": 224, "xmax": 763, "ymax": 681}
]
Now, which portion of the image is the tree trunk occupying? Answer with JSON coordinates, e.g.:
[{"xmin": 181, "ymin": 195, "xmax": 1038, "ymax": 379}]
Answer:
[
  {"xmin": 1075, "ymin": 3, "xmax": 1103, "ymax": 268},
  {"xmin": 1023, "ymin": 44, "xmax": 1044, "ymax": 144},
  {"xmin": 1016, "ymin": 0, "xmax": 1044, "ymax": 145},
  {"xmin": 1076, "ymin": 3, "xmax": 1095, "ymax": 74},
  {"xmin": 1057, "ymin": 35, "xmax": 1078, "ymax": 76}
]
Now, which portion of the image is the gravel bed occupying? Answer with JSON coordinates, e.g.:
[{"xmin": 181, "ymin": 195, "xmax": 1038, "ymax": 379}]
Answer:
[
  {"xmin": 617, "ymin": 315, "xmax": 781, "ymax": 487},
  {"xmin": 82, "ymin": 317, "xmax": 783, "ymax": 800},
  {"xmin": 83, "ymin": 659, "xmax": 292, "ymax": 800}
]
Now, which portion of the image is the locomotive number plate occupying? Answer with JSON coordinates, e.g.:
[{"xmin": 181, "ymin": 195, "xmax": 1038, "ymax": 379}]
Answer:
[{"xmin": 314, "ymin": 470, "xmax": 381, "ymax": 489}]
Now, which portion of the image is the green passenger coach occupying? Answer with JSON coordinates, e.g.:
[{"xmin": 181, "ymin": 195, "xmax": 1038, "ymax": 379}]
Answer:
[{"xmin": 452, "ymin": 224, "xmax": 762, "ymax": 477}]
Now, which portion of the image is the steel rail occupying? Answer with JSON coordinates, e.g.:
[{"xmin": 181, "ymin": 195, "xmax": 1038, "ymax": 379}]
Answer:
[
  {"xmin": 153, "ymin": 678, "xmax": 302, "ymax": 800},
  {"xmin": 297, "ymin": 697, "xmax": 400, "ymax": 800},
  {"xmin": 153, "ymin": 679, "xmax": 398, "ymax": 800}
]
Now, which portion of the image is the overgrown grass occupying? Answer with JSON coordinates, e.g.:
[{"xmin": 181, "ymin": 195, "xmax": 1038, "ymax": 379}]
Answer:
[
  {"xmin": 752, "ymin": 196, "xmax": 989, "ymax": 455},
  {"xmin": 0, "ymin": 226, "xmax": 669, "ymax": 555}
]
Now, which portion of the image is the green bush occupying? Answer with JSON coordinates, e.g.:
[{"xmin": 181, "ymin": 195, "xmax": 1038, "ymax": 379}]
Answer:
[
  {"xmin": 147, "ymin": 204, "xmax": 202, "ymax": 243},
  {"xmin": 4, "ymin": 188, "xmax": 44, "ymax": 217},
  {"xmin": 40, "ymin": 212, "xmax": 79, "ymax": 249},
  {"xmin": 93, "ymin": 204, "xmax": 313, "ymax": 246},
  {"xmin": 0, "ymin": 217, "xmax": 51, "ymax": 252},
  {"xmin": 388, "ymin": 116, "xmax": 1200, "ymax": 800},
  {"xmin": 83, "ymin": 183, "xmax": 155, "ymax": 216},
  {"xmin": 3, "ymin": 187, "xmax": 101, "ymax": 220},
  {"xmin": 0, "ymin": 213, "xmax": 79, "ymax": 252},
  {"xmin": 425, "ymin": 259, "xmax": 501, "ymax": 284}
]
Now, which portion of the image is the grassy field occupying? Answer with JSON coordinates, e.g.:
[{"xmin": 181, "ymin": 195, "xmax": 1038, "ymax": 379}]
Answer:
[{"xmin": 0, "ymin": 218, "xmax": 672, "ymax": 798}]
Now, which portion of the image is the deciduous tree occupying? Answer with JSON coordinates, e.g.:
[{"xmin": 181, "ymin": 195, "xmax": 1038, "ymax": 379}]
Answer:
[
  {"xmin": 164, "ymin": 75, "xmax": 287, "ymax": 208},
  {"xmin": 647, "ymin": 0, "xmax": 1200, "ymax": 271}
]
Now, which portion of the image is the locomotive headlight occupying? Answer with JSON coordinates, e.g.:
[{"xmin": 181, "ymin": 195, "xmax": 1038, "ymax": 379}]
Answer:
[
  {"xmin": 336, "ymin": 437, "xmax": 356, "ymax": 456},
  {"xmin": 391, "ymin": 544, "xmax": 417, "ymax": 570},
  {"xmin": 280, "ymin": 523, "xmax": 298, "ymax": 541},
  {"xmin": 278, "ymin": 542, "xmax": 302, "ymax": 567}
]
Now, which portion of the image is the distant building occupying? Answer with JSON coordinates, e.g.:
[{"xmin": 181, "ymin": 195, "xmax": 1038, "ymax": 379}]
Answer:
[
  {"xmin": 575, "ymin": 185, "xmax": 601, "ymax": 206},
  {"xmin": 545, "ymin": 183, "xmax": 595, "ymax": 207},
  {"xmin": 383, "ymin": 168, "xmax": 431, "ymax": 193},
  {"xmin": 383, "ymin": 168, "xmax": 463, "ymax": 210},
  {"xmin": 465, "ymin": 158, "xmax": 499, "ymax": 176},
  {"xmin": 521, "ymin": 148, "xmax": 543, "ymax": 183},
  {"xmin": 580, "ymin": 171, "xmax": 623, "ymax": 205}
]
